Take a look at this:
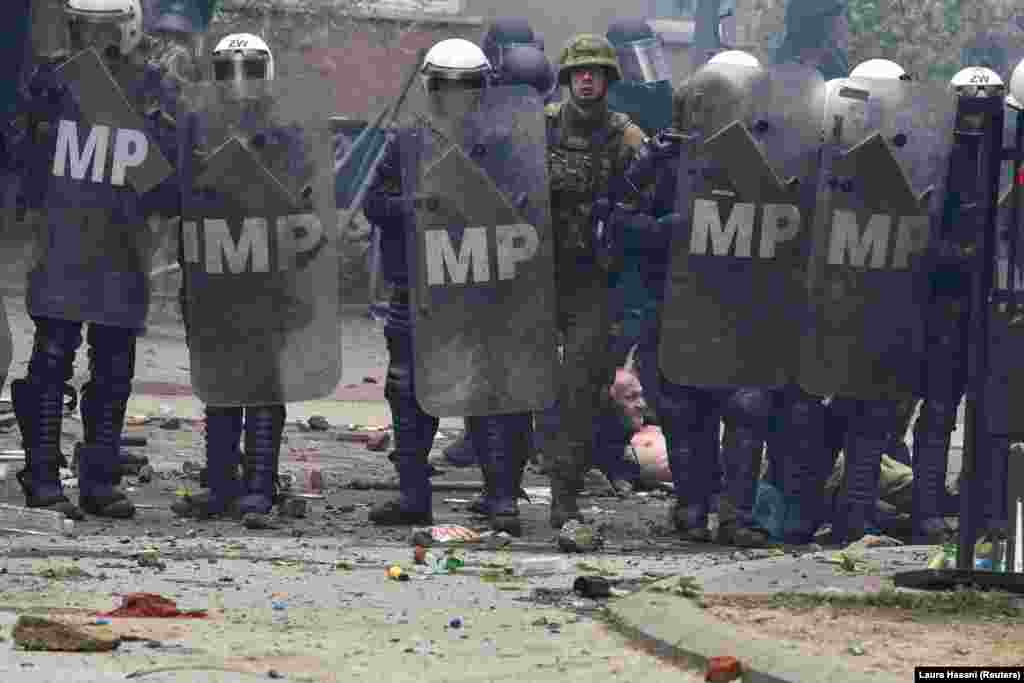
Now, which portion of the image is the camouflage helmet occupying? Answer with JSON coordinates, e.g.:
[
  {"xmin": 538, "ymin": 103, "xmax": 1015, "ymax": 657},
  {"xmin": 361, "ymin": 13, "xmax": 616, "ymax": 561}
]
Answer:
[{"xmin": 557, "ymin": 34, "xmax": 622, "ymax": 85}]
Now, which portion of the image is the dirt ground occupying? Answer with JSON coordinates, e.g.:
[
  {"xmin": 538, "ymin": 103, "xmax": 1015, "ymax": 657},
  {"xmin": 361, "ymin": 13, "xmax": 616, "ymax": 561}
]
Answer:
[{"xmin": 702, "ymin": 594, "xmax": 1024, "ymax": 676}]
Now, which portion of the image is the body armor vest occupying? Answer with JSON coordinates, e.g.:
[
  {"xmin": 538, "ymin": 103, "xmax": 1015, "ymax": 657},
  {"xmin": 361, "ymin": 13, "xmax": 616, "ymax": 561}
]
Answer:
[{"xmin": 546, "ymin": 102, "xmax": 631, "ymax": 270}]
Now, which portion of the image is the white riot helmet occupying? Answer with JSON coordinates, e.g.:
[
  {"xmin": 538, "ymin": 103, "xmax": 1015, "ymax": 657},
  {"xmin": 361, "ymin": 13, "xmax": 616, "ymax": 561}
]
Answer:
[
  {"xmin": 708, "ymin": 50, "xmax": 761, "ymax": 68},
  {"xmin": 64, "ymin": 0, "xmax": 143, "ymax": 58},
  {"xmin": 951, "ymin": 66, "xmax": 1005, "ymax": 99},
  {"xmin": 421, "ymin": 39, "xmax": 491, "ymax": 124},
  {"xmin": 421, "ymin": 38, "xmax": 491, "ymax": 91},
  {"xmin": 1010, "ymin": 57, "xmax": 1024, "ymax": 110},
  {"xmin": 212, "ymin": 33, "xmax": 274, "ymax": 99},
  {"xmin": 850, "ymin": 58, "xmax": 909, "ymax": 80}
]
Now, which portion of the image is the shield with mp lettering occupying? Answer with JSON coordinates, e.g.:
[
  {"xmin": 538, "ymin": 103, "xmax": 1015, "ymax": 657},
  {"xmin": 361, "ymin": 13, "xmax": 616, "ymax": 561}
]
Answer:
[
  {"xmin": 659, "ymin": 61, "xmax": 826, "ymax": 389},
  {"xmin": 799, "ymin": 75, "xmax": 954, "ymax": 400},
  {"xmin": 985, "ymin": 102, "xmax": 1024, "ymax": 437},
  {"xmin": 178, "ymin": 67, "xmax": 341, "ymax": 406},
  {"xmin": 22, "ymin": 48, "xmax": 177, "ymax": 330},
  {"xmin": 400, "ymin": 83, "xmax": 557, "ymax": 417}
]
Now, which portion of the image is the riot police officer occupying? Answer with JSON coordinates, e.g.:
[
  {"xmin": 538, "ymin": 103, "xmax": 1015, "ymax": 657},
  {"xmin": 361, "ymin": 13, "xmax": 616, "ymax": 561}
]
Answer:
[
  {"xmin": 827, "ymin": 58, "xmax": 918, "ymax": 544},
  {"xmin": 761, "ymin": 0, "xmax": 853, "ymax": 544},
  {"xmin": 443, "ymin": 18, "xmax": 553, "ymax": 471},
  {"xmin": 544, "ymin": 34, "xmax": 649, "ymax": 528},
  {"xmin": 170, "ymin": 33, "xmax": 289, "ymax": 524},
  {"xmin": 907, "ymin": 60, "xmax": 1016, "ymax": 545},
  {"xmin": 365, "ymin": 39, "xmax": 539, "ymax": 535},
  {"xmin": 13, "ymin": 0, "xmax": 179, "ymax": 520}
]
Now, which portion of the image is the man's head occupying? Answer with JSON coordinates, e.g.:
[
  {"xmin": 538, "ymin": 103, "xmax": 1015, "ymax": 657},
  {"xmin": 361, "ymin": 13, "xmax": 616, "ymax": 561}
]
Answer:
[
  {"xmin": 609, "ymin": 366, "xmax": 646, "ymax": 432},
  {"xmin": 557, "ymin": 34, "xmax": 622, "ymax": 108}
]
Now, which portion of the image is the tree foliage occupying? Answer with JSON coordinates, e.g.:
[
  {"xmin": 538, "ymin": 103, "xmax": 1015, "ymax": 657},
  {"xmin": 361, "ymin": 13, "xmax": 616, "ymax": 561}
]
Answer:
[
  {"xmin": 740, "ymin": 0, "xmax": 1020, "ymax": 82},
  {"xmin": 846, "ymin": 0, "xmax": 1017, "ymax": 81}
]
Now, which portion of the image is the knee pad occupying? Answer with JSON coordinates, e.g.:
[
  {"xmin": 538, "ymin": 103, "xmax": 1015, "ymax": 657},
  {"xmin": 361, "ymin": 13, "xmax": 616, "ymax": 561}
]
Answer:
[
  {"xmin": 725, "ymin": 387, "xmax": 775, "ymax": 432},
  {"xmin": 27, "ymin": 319, "xmax": 82, "ymax": 384},
  {"xmin": 383, "ymin": 332, "xmax": 415, "ymax": 404}
]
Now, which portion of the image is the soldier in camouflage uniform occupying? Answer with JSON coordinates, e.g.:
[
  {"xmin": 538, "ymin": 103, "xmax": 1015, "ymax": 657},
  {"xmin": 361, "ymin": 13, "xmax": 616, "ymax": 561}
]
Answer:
[{"xmin": 544, "ymin": 34, "xmax": 650, "ymax": 528}]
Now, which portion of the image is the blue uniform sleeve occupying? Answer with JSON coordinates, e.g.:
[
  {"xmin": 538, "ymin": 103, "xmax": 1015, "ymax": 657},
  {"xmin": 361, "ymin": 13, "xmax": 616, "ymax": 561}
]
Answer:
[{"xmin": 362, "ymin": 130, "xmax": 406, "ymax": 230}]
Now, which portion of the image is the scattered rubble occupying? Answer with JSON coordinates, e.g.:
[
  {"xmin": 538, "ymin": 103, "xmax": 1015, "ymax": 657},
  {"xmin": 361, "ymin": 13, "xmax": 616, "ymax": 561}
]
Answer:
[
  {"xmin": 557, "ymin": 520, "xmax": 603, "ymax": 553},
  {"xmin": 13, "ymin": 616, "xmax": 120, "ymax": 652}
]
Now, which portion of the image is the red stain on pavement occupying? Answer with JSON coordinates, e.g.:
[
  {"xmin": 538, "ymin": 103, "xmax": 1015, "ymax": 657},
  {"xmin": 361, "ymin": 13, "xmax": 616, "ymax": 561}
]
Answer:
[{"xmin": 100, "ymin": 593, "xmax": 207, "ymax": 619}]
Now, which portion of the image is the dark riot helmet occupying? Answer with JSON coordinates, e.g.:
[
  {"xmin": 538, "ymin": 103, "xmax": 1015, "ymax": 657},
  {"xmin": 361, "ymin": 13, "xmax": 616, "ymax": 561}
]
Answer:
[
  {"xmin": 499, "ymin": 44, "xmax": 555, "ymax": 97},
  {"xmin": 481, "ymin": 18, "xmax": 543, "ymax": 75}
]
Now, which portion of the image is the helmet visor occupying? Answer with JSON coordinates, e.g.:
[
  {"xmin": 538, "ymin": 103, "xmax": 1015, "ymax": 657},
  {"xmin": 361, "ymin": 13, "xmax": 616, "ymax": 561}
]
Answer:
[
  {"xmin": 213, "ymin": 51, "xmax": 269, "ymax": 82},
  {"xmin": 68, "ymin": 18, "xmax": 123, "ymax": 55},
  {"xmin": 616, "ymin": 38, "xmax": 671, "ymax": 83}
]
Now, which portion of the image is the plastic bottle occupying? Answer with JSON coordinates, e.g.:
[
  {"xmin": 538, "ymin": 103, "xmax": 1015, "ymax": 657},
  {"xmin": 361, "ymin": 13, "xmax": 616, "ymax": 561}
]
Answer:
[{"xmin": 271, "ymin": 595, "xmax": 288, "ymax": 626}]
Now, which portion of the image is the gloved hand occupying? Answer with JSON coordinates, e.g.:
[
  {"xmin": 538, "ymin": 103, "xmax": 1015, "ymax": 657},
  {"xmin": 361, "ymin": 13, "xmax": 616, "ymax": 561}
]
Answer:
[{"xmin": 647, "ymin": 129, "xmax": 685, "ymax": 160}]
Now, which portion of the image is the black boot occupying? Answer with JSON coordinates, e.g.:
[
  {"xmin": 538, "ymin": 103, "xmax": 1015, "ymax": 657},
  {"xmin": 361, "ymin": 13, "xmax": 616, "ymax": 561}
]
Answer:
[
  {"xmin": 470, "ymin": 415, "xmax": 527, "ymax": 536},
  {"xmin": 833, "ymin": 402, "xmax": 889, "ymax": 545},
  {"xmin": 717, "ymin": 424, "xmax": 770, "ymax": 548},
  {"xmin": 75, "ymin": 383, "xmax": 135, "ymax": 517},
  {"xmin": 11, "ymin": 379, "xmax": 83, "ymax": 520},
  {"xmin": 717, "ymin": 389, "xmax": 773, "ymax": 548},
  {"xmin": 549, "ymin": 438, "xmax": 587, "ymax": 529},
  {"xmin": 911, "ymin": 399, "xmax": 953, "ymax": 544},
  {"xmin": 369, "ymin": 451, "xmax": 433, "ymax": 525},
  {"xmin": 172, "ymin": 407, "xmax": 244, "ymax": 519},
  {"xmin": 78, "ymin": 385, "xmax": 146, "ymax": 474},
  {"xmin": 237, "ymin": 406, "xmax": 285, "ymax": 520},
  {"xmin": 443, "ymin": 421, "xmax": 479, "ymax": 468},
  {"xmin": 76, "ymin": 443, "xmax": 135, "ymax": 517},
  {"xmin": 779, "ymin": 395, "xmax": 827, "ymax": 545}
]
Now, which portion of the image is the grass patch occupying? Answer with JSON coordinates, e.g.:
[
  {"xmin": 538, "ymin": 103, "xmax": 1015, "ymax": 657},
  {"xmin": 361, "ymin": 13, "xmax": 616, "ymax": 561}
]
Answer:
[{"xmin": 762, "ymin": 588, "xmax": 1022, "ymax": 621}]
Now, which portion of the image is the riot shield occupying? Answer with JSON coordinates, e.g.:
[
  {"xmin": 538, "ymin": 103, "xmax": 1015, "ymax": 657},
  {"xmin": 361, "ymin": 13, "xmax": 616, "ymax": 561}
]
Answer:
[
  {"xmin": 988, "ymin": 112, "xmax": 1024, "ymax": 436},
  {"xmin": 23, "ymin": 48, "xmax": 175, "ymax": 329},
  {"xmin": 179, "ymin": 71, "xmax": 341, "ymax": 406},
  {"xmin": 800, "ymin": 76, "xmax": 955, "ymax": 400},
  {"xmin": 658, "ymin": 62, "xmax": 826, "ymax": 389},
  {"xmin": 401, "ymin": 84, "xmax": 558, "ymax": 417},
  {"xmin": 606, "ymin": 80, "xmax": 674, "ymax": 136}
]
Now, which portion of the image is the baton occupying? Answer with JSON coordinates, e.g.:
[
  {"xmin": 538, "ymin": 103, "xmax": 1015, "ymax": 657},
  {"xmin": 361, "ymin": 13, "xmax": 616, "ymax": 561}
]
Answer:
[
  {"xmin": 338, "ymin": 47, "xmax": 426, "ymax": 238},
  {"xmin": 335, "ymin": 50, "xmax": 426, "ymax": 311}
]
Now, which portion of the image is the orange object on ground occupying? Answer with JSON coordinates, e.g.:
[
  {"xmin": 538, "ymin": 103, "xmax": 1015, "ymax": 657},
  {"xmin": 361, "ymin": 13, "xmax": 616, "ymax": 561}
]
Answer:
[
  {"xmin": 705, "ymin": 655, "xmax": 742, "ymax": 682},
  {"xmin": 100, "ymin": 593, "xmax": 207, "ymax": 618}
]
